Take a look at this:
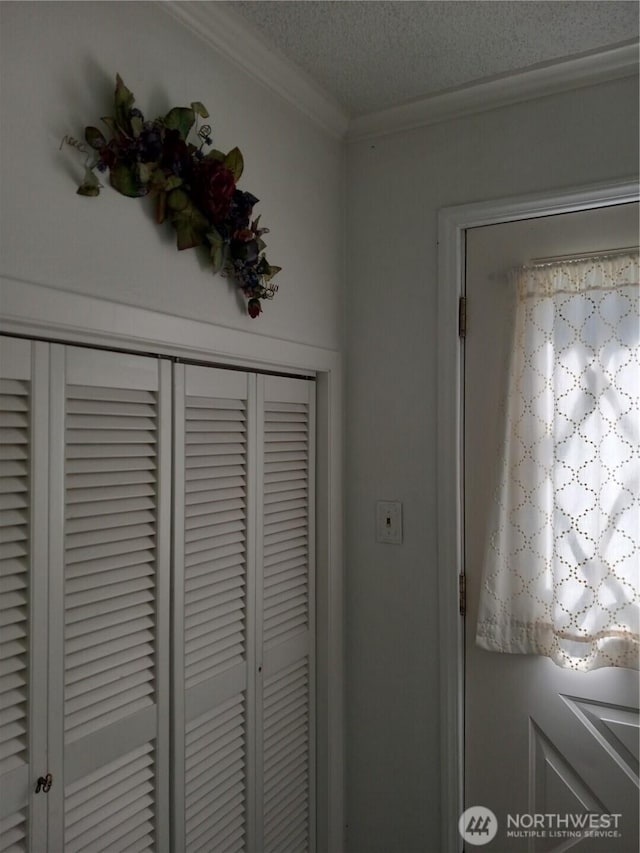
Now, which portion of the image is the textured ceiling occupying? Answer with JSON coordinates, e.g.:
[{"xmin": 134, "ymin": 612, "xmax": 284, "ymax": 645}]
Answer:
[{"xmin": 224, "ymin": 1, "xmax": 639, "ymax": 116}]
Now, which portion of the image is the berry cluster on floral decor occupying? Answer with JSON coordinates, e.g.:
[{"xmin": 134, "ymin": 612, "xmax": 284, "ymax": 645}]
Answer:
[{"xmin": 76, "ymin": 75, "xmax": 280, "ymax": 318}]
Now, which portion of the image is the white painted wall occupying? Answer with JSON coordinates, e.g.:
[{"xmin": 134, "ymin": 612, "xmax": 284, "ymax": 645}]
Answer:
[
  {"xmin": 0, "ymin": 1, "xmax": 344, "ymax": 351},
  {"xmin": 345, "ymin": 76, "xmax": 639, "ymax": 853}
]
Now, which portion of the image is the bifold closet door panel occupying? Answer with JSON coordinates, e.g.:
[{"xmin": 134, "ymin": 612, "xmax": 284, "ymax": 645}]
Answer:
[
  {"xmin": 48, "ymin": 346, "xmax": 171, "ymax": 853},
  {"xmin": 258, "ymin": 375, "xmax": 316, "ymax": 853},
  {"xmin": 0, "ymin": 337, "xmax": 48, "ymax": 852},
  {"xmin": 172, "ymin": 364, "xmax": 256, "ymax": 853}
]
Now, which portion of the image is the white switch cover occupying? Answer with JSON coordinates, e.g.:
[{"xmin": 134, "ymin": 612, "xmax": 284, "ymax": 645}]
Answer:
[{"xmin": 376, "ymin": 501, "xmax": 403, "ymax": 544}]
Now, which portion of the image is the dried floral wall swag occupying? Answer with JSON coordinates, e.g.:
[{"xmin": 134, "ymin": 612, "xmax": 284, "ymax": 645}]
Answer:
[{"xmin": 75, "ymin": 75, "xmax": 280, "ymax": 317}]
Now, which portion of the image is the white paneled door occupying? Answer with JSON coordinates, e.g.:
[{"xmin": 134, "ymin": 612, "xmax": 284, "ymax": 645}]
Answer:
[
  {"xmin": 464, "ymin": 204, "xmax": 639, "ymax": 852},
  {"xmin": 0, "ymin": 337, "xmax": 316, "ymax": 853}
]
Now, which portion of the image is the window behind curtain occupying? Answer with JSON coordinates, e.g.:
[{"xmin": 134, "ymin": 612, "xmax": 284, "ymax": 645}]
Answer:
[{"xmin": 476, "ymin": 251, "xmax": 639, "ymax": 671}]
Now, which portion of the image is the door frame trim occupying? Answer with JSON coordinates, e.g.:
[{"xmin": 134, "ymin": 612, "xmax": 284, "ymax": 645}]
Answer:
[
  {"xmin": 0, "ymin": 276, "xmax": 345, "ymax": 853},
  {"xmin": 436, "ymin": 176, "xmax": 639, "ymax": 852}
]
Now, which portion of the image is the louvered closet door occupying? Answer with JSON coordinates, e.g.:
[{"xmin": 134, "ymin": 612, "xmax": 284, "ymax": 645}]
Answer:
[
  {"xmin": 48, "ymin": 346, "xmax": 170, "ymax": 853},
  {"xmin": 0, "ymin": 337, "xmax": 48, "ymax": 853},
  {"xmin": 257, "ymin": 375, "xmax": 316, "ymax": 853},
  {"xmin": 172, "ymin": 365, "xmax": 255, "ymax": 853}
]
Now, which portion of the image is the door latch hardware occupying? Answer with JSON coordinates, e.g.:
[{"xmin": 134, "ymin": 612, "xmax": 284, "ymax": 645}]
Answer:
[{"xmin": 35, "ymin": 773, "xmax": 53, "ymax": 793}]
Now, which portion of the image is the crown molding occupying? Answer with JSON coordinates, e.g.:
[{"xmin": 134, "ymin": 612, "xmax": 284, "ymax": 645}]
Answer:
[
  {"xmin": 159, "ymin": 0, "xmax": 350, "ymax": 139},
  {"xmin": 347, "ymin": 41, "xmax": 639, "ymax": 142},
  {"xmin": 158, "ymin": 2, "xmax": 637, "ymax": 145}
]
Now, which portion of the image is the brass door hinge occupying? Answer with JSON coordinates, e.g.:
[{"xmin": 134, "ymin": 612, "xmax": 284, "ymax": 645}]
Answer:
[
  {"xmin": 458, "ymin": 296, "xmax": 467, "ymax": 338},
  {"xmin": 459, "ymin": 573, "xmax": 466, "ymax": 615}
]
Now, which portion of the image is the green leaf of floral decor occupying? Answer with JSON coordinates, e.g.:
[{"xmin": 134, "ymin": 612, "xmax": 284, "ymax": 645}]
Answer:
[
  {"xmin": 147, "ymin": 170, "xmax": 181, "ymax": 195},
  {"xmin": 224, "ymin": 147, "xmax": 244, "ymax": 180},
  {"xmin": 130, "ymin": 115, "xmax": 144, "ymax": 138},
  {"xmin": 191, "ymin": 101, "xmax": 210, "ymax": 119},
  {"xmin": 166, "ymin": 188, "xmax": 190, "ymax": 212},
  {"xmin": 110, "ymin": 162, "xmax": 146, "ymax": 197},
  {"xmin": 163, "ymin": 107, "xmax": 195, "ymax": 140},
  {"xmin": 168, "ymin": 194, "xmax": 208, "ymax": 250},
  {"xmin": 114, "ymin": 74, "xmax": 135, "ymax": 134},
  {"xmin": 204, "ymin": 149, "xmax": 226, "ymax": 163},
  {"xmin": 77, "ymin": 167, "xmax": 102, "ymax": 197},
  {"xmin": 263, "ymin": 265, "xmax": 282, "ymax": 281},
  {"xmin": 100, "ymin": 116, "xmax": 118, "ymax": 135},
  {"xmin": 171, "ymin": 212, "xmax": 208, "ymax": 250},
  {"xmin": 85, "ymin": 126, "xmax": 107, "ymax": 150},
  {"xmin": 207, "ymin": 227, "xmax": 227, "ymax": 273}
]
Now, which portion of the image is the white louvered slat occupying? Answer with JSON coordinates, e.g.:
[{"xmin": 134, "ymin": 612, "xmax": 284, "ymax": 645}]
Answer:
[
  {"xmin": 262, "ymin": 659, "xmax": 311, "ymax": 853},
  {"xmin": 263, "ymin": 401, "xmax": 309, "ymax": 647},
  {"xmin": 64, "ymin": 742, "xmax": 155, "ymax": 853},
  {"xmin": 0, "ymin": 808, "xmax": 27, "ymax": 853},
  {"xmin": 184, "ymin": 397, "xmax": 247, "ymax": 690},
  {"xmin": 185, "ymin": 694, "xmax": 247, "ymax": 853},
  {"xmin": 64, "ymin": 384, "xmax": 158, "ymax": 744},
  {"xmin": 0, "ymin": 379, "xmax": 29, "ymax": 781}
]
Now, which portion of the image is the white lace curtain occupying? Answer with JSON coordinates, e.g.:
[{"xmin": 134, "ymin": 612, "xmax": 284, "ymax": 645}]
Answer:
[{"xmin": 476, "ymin": 251, "xmax": 640, "ymax": 671}]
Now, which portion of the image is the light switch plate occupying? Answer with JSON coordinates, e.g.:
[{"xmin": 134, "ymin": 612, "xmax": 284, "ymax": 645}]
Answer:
[{"xmin": 376, "ymin": 500, "xmax": 403, "ymax": 544}]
